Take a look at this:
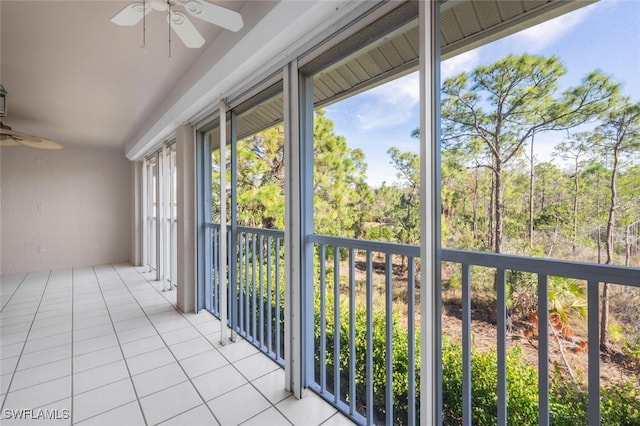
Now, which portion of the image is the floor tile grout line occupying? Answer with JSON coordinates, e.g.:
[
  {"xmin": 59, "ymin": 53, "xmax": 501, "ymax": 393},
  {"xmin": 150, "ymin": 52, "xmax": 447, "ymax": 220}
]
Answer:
[
  {"xmin": 109, "ymin": 264, "xmax": 223, "ymax": 426},
  {"xmin": 132, "ymin": 377, "xmax": 191, "ymax": 400},
  {"xmin": 7, "ymin": 355, "xmax": 130, "ymax": 395},
  {"xmin": 13, "ymin": 337, "xmax": 74, "ymax": 357},
  {"xmin": 154, "ymin": 404, "xmax": 211, "ymax": 425},
  {"xmin": 319, "ymin": 411, "xmax": 353, "ymax": 425},
  {"xmin": 2, "ymin": 325, "xmax": 70, "ymax": 343},
  {"xmin": 125, "ymin": 263, "xmax": 293, "ymax": 422},
  {"xmin": 239, "ymin": 405, "xmax": 294, "ymax": 426},
  {"xmin": 73, "ymin": 366, "xmax": 129, "ymax": 396},
  {"xmin": 91, "ymin": 266, "xmax": 150, "ymax": 426},
  {"xmin": 13, "ymin": 354, "xmax": 73, "ymax": 374},
  {"xmin": 4, "ymin": 371, "xmax": 70, "ymax": 394},
  {"xmin": 0, "ymin": 313, "xmax": 38, "ymax": 325},
  {"xmin": 72, "ymin": 398, "xmax": 140, "ymax": 425},
  {"xmin": 0, "ymin": 272, "xmax": 29, "ymax": 313},
  {"xmin": 0, "ymin": 271, "xmax": 53, "ymax": 413}
]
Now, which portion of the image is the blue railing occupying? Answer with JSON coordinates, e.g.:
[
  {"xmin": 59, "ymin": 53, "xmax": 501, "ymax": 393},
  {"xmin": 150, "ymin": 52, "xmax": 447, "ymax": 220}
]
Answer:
[
  {"xmin": 207, "ymin": 224, "xmax": 640, "ymax": 426},
  {"xmin": 441, "ymin": 249, "xmax": 640, "ymax": 426},
  {"xmin": 308, "ymin": 234, "xmax": 419, "ymax": 426},
  {"xmin": 208, "ymin": 224, "xmax": 286, "ymax": 366},
  {"xmin": 235, "ymin": 226, "xmax": 286, "ymax": 364}
]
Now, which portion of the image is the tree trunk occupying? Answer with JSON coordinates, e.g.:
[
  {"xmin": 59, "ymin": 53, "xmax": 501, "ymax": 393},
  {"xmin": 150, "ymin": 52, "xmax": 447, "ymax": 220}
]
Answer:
[
  {"xmin": 489, "ymin": 171, "xmax": 495, "ymax": 250},
  {"xmin": 596, "ymin": 169, "xmax": 602, "ymax": 264},
  {"xmin": 473, "ymin": 166, "xmax": 479, "ymax": 241},
  {"xmin": 572, "ymin": 158, "xmax": 579, "ymax": 253},
  {"xmin": 600, "ymin": 283, "xmax": 610, "ymax": 351},
  {"xmin": 529, "ymin": 132, "xmax": 535, "ymax": 247},
  {"xmin": 601, "ymin": 147, "xmax": 619, "ymax": 351},
  {"xmin": 494, "ymin": 160, "xmax": 504, "ymax": 254},
  {"xmin": 625, "ymin": 224, "xmax": 631, "ymax": 267}
]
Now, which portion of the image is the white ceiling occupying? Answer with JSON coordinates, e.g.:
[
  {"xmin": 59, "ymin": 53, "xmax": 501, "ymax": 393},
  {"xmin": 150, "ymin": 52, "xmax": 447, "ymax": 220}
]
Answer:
[
  {"xmin": 0, "ymin": 0, "xmax": 246, "ymax": 151},
  {"xmin": 1, "ymin": 0, "xmax": 592, "ymax": 157}
]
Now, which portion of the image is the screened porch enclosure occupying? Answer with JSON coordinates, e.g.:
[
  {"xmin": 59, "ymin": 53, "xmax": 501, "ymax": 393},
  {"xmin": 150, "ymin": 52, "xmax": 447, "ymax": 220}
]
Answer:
[{"xmin": 186, "ymin": 1, "xmax": 640, "ymax": 425}]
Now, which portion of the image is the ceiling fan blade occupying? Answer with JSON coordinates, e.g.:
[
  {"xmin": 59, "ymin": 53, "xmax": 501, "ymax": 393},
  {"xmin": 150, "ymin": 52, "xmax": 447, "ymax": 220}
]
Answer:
[
  {"xmin": 180, "ymin": 0, "xmax": 244, "ymax": 32},
  {"xmin": 0, "ymin": 138, "xmax": 20, "ymax": 147},
  {"xmin": 111, "ymin": 2, "xmax": 152, "ymax": 26},
  {"xmin": 0, "ymin": 127, "xmax": 62, "ymax": 150},
  {"xmin": 169, "ymin": 11, "xmax": 205, "ymax": 48}
]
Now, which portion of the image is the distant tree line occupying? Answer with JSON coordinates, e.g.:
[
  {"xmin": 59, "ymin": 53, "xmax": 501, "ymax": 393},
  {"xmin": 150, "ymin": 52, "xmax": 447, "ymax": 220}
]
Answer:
[{"xmin": 212, "ymin": 54, "xmax": 640, "ymax": 350}]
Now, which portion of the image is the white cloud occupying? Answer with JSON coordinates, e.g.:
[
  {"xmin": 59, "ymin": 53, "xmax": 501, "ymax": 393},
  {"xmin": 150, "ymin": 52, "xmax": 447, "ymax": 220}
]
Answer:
[
  {"xmin": 511, "ymin": 5, "xmax": 595, "ymax": 51},
  {"xmin": 355, "ymin": 73, "xmax": 420, "ymax": 131},
  {"xmin": 367, "ymin": 72, "xmax": 420, "ymax": 105},
  {"xmin": 441, "ymin": 48, "xmax": 481, "ymax": 80}
]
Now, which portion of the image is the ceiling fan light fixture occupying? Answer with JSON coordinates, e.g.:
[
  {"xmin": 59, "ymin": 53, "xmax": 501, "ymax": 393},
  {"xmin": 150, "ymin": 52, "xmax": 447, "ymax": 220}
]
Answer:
[{"xmin": 0, "ymin": 84, "xmax": 7, "ymax": 118}]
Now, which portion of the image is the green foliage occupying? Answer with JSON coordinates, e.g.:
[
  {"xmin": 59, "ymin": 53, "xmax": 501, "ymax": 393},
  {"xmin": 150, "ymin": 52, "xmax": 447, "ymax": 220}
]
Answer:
[
  {"xmin": 314, "ymin": 109, "xmax": 372, "ymax": 238},
  {"xmin": 442, "ymin": 54, "xmax": 618, "ymax": 253},
  {"xmin": 236, "ymin": 127, "xmax": 286, "ymax": 228},
  {"xmin": 610, "ymin": 322, "xmax": 640, "ymax": 366},
  {"xmin": 212, "ymin": 110, "xmax": 371, "ymax": 236},
  {"xmin": 312, "ymin": 284, "xmax": 636, "ymax": 425},
  {"xmin": 548, "ymin": 277, "xmax": 587, "ymax": 324},
  {"xmin": 387, "ymin": 147, "xmax": 420, "ymax": 245},
  {"xmin": 364, "ymin": 223, "xmax": 395, "ymax": 242},
  {"xmin": 551, "ymin": 371, "xmax": 640, "ymax": 425},
  {"xmin": 313, "ymin": 279, "xmax": 418, "ymax": 425},
  {"xmin": 442, "ymin": 338, "xmax": 540, "ymax": 425}
]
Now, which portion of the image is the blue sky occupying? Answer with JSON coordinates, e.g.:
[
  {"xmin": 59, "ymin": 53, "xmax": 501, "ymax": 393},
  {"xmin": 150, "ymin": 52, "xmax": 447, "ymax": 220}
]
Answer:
[{"xmin": 324, "ymin": 0, "xmax": 640, "ymax": 187}]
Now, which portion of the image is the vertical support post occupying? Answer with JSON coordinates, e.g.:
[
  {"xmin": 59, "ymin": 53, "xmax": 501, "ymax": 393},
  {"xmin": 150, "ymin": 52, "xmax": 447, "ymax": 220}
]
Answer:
[
  {"xmin": 147, "ymin": 160, "xmax": 154, "ymax": 273},
  {"xmin": 538, "ymin": 274, "xmax": 550, "ymax": 426},
  {"xmin": 131, "ymin": 160, "xmax": 143, "ymax": 266},
  {"xmin": 177, "ymin": 124, "xmax": 197, "ymax": 313},
  {"xmin": 230, "ymin": 110, "xmax": 239, "ymax": 340},
  {"xmin": 419, "ymin": 0, "xmax": 442, "ymax": 424},
  {"xmin": 141, "ymin": 158, "xmax": 149, "ymax": 272},
  {"xmin": 284, "ymin": 60, "xmax": 300, "ymax": 396},
  {"xmin": 158, "ymin": 150, "xmax": 165, "ymax": 286},
  {"xmin": 201, "ymin": 134, "xmax": 212, "ymax": 312},
  {"xmin": 588, "ymin": 280, "xmax": 600, "ymax": 426},
  {"xmin": 219, "ymin": 101, "xmax": 229, "ymax": 343},
  {"xmin": 284, "ymin": 59, "xmax": 313, "ymax": 398},
  {"xmin": 496, "ymin": 269, "xmax": 507, "ymax": 426},
  {"xmin": 155, "ymin": 153, "xmax": 161, "ymax": 282},
  {"xmin": 407, "ymin": 257, "xmax": 416, "ymax": 426},
  {"xmin": 162, "ymin": 145, "xmax": 171, "ymax": 291},
  {"xmin": 462, "ymin": 264, "xmax": 472, "ymax": 426},
  {"xmin": 300, "ymin": 60, "xmax": 315, "ymax": 398},
  {"xmin": 170, "ymin": 146, "xmax": 177, "ymax": 287}
]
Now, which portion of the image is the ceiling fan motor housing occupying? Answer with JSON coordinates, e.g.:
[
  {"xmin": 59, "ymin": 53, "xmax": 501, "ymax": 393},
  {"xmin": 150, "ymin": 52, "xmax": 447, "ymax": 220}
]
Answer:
[{"xmin": 0, "ymin": 84, "xmax": 8, "ymax": 118}]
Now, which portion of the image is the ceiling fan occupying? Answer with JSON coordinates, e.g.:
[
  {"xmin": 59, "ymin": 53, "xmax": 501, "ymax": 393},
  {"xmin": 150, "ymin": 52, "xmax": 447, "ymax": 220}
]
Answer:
[
  {"xmin": 111, "ymin": 0, "xmax": 244, "ymax": 49},
  {"xmin": 0, "ymin": 85, "xmax": 63, "ymax": 150}
]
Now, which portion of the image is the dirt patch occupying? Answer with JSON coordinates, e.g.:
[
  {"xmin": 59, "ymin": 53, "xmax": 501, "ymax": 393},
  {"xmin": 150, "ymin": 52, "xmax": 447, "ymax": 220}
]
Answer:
[{"xmin": 442, "ymin": 297, "xmax": 640, "ymax": 387}]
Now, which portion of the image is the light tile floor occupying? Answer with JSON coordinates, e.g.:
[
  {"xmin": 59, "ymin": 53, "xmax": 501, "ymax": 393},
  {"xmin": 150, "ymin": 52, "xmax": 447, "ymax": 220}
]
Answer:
[{"xmin": 0, "ymin": 264, "xmax": 354, "ymax": 425}]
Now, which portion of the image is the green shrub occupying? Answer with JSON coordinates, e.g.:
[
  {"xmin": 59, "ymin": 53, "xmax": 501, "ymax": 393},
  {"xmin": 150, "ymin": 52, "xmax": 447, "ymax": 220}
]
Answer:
[
  {"xmin": 313, "ymin": 285, "xmax": 639, "ymax": 425},
  {"xmin": 551, "ymin": 371, "xmax": 640, "ymax": 426},
  {"xmin": 442, "ymin": 337, "xmax": 539, "ymax": 425}
]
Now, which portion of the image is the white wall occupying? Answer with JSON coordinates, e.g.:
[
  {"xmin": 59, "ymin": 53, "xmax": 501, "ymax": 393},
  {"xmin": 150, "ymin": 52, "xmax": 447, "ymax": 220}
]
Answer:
[{"xmin": 1, "ymin": 146, "xmax": 131, "ymax": 274}]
